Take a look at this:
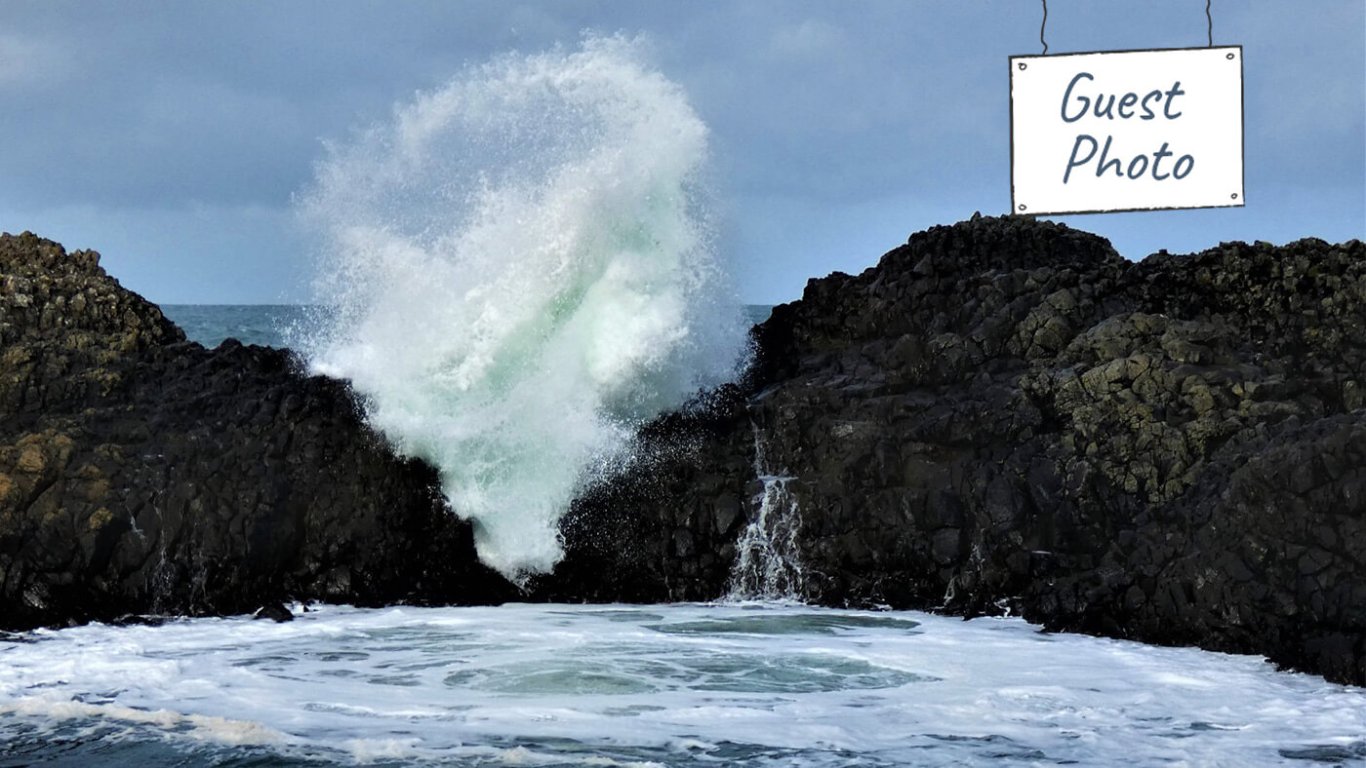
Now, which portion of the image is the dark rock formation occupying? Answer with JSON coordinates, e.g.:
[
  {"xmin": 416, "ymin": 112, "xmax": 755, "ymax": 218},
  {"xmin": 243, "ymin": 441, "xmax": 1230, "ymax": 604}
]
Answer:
[
  {"xmin": 253, "ymin": 602, "xmax": 295, "ymax": 623},
  {"xmin": 0, "ymin": 232, "xmax": 516, "ymax": 628},
  {"xmin": 4, "ymin": 219, "xmax": 1363, "ymax": 688},
  {"xmin": 542, "ymin": 215, "xmax": 1366, "ymax": 686}
]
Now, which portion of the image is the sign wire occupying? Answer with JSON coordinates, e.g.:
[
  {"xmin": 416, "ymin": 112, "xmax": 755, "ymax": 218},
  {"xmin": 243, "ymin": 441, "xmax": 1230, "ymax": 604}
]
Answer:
[
  {"xmin": 1040, "ymin": 0, "xmax": 1049, "ymax": 55},
  {"xmin": 1039, "ymin": 1, "xmax": 1214, "ymax": 53}
]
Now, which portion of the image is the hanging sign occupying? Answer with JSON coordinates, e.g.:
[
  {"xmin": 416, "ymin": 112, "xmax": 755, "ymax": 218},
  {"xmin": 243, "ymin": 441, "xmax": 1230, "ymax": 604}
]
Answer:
[{"xmin": 1010, "ymin": 46, "xmax": 1243, "ymax": 216}]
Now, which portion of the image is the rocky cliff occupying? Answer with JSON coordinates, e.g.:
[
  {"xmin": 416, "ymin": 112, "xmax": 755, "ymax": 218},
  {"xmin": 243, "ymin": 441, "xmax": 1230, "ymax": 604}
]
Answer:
[
  {"xmin": 542, "ymin": 215, "xmax": 1366, "ymax": 686},
  {"xmin": 3, "ymin": 219, "xmax": 1363, "ymax": 687},
  {"xmin": 0, "ymin": 232, "xmax": 516, "ymax": 627}
]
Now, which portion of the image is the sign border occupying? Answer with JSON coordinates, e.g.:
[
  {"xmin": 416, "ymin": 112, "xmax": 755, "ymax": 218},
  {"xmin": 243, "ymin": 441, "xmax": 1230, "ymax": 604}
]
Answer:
[{"xmin": 1009, "ymin": 45, "xmax": 1245, "ymax": 217}]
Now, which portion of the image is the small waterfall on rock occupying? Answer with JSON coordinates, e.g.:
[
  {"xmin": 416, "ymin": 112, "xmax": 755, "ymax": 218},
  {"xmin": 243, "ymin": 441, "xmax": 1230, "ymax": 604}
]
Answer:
[{"xmin": 726, "ymin": 425, "xmax": 807, "ymax": 600}]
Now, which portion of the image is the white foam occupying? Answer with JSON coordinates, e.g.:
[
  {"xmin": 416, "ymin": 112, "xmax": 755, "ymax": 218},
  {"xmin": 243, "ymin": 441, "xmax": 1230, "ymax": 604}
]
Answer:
[
  {"xmin": 1, "ymin": 695, "xmax": 286, "ymax": 746},
  {"xmin": 297, "ymin": 36, "xmax": 748, "ymax": 579},
  {"xmin": 1, "ymin": 604, "xmax": 1362, "ymax": 765},
  {"xmin": 727, "ymin": 424, "xmax": 806, "ymax": 600}
]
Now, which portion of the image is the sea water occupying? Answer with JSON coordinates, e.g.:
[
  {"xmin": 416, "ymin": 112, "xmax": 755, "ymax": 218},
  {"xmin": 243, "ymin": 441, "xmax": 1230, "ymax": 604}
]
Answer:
[
  {"xmin": 162, "ymin": 304, "xmax": 317, "ymax": 349},
  {"xmin": 2, "ymin": 603, "xmax": 1362, "ymax": 766},
  {"xmin": 160, "ymin": 305, "xmax": 772, "ymax": 354}
]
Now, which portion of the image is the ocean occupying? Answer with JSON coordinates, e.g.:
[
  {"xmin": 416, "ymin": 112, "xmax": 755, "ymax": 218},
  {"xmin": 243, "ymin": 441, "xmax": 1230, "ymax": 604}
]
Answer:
[
  {"xmin": 160, "ymin": 305, "xmax": 776, "ymax": 352},
  {"xmin": 0, "ymin": 305, "xmax": 1360, "ymax": 766},
  {"xmin": 3, "ymin": 603, "xmax": 1363, "ymax": 767}
]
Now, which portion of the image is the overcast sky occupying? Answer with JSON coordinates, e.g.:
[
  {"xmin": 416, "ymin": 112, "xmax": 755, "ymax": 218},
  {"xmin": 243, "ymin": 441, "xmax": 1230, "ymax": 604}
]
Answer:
[{"xmin": 1, "ymin": 1, "xmax": 1362, "ymax": 304}]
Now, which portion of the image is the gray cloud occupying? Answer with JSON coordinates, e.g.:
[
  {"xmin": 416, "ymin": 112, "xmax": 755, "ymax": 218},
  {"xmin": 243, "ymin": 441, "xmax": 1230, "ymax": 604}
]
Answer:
[{"xmin": 0, "ymin": 0, "xmax": 1361, "ymax": 304}]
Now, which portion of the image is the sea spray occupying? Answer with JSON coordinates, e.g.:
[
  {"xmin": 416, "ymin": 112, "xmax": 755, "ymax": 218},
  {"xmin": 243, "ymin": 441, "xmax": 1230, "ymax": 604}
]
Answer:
[
  {"xmin": 298, "ymin": 36, "xmax": 748, "ymax": 580},
  {"xmin": 727, "ymin": 424, "xmax": 807, "ymax": 600}
]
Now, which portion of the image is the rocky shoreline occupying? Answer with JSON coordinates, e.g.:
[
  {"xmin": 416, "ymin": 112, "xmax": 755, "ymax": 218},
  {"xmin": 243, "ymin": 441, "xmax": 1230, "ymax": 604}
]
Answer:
[
  {"xmin": 541, "ymin": 216, "xmax": 1366, "ymax": 686},
  {"xmin": 0, "ymin": 232, "xmax": 517, "ymax": 629},
  {"xmin": 2, "ymin": 217, "xmax": 1362, "ymax": 686}
]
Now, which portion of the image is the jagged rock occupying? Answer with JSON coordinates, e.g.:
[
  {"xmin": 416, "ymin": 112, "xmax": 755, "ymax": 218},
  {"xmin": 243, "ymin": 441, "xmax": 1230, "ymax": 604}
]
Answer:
[
  {"xmin": 0, "ymin": 231, "xmax": 517, "ymax": 628},
  {"xmin": 541, "ymin": 216, "xmax": 1366, "ymax": 686},
  {"xmin": 253, "ymin": 601, "xmax": 294, "ymax": 622},
  {"xmin": 4, "ymin": 219, "xmax": 1363, "ymax": 688}
]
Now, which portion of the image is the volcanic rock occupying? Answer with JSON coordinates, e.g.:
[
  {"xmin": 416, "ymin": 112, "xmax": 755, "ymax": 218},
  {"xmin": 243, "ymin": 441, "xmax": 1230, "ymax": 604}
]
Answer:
[
  {"xmin": 544, "ymin": 215, "xmax": 1366, "ymax": 686},
  {"xmin": 4, "ymin": 218, "xmax": 1363, "ymax": 687},
  {"xmin": 0, "ymin": 231, "xmax": 516, "ymax": 629}
]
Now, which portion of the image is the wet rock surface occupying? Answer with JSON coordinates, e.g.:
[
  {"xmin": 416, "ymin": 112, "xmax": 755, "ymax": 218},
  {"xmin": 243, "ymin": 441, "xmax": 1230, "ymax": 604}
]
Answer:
[
  {"xmin": 0, "ymin": 232, "xmax": 516, "ymax": 628},
  {"xmin": 543, "ymin": 215, "xmax": 1366, "ymax": 686}
]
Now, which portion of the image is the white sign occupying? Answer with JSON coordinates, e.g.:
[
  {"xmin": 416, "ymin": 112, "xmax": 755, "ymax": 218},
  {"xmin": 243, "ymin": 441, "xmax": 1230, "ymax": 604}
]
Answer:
[{"xmin": 1010, "ymin": 46, "xmax": 1244, "ymax": 216}]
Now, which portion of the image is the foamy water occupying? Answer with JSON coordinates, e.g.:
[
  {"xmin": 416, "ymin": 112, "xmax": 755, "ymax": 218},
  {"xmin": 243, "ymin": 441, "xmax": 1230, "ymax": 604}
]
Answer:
[
  {"xmin": 728, "ymin": 425, "xmax": 807, "ymax": 601},
  {"xmin": 1, "ymin": 604, "xmax": 1361, "ymax": 766},
  {"xmin": 298, "ymin": 36, "xmax": 749, "ymax": 580}
]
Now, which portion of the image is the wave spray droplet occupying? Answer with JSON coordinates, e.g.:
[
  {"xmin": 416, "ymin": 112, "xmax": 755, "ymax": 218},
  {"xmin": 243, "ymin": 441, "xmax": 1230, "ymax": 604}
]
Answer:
[{"xmin": 299, "ymin": 36, "xmax": 749, "ymax": 581}]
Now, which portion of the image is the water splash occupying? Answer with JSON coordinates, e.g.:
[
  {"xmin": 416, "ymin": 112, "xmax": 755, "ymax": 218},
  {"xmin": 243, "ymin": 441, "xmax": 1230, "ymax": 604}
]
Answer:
[
  {"xmin": 727, "ymin": 425, "xmax": 807, "ymax": 600},
  {"xmin": 298, "ymin": 36, "xmax": 748, "ymax": 581}
]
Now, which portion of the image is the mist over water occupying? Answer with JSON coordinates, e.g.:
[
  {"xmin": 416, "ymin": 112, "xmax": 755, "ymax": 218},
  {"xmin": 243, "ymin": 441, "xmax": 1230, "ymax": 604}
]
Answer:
[{"xmin": 299, "ymin": 36, "xmax": 749, "ymax": 580}]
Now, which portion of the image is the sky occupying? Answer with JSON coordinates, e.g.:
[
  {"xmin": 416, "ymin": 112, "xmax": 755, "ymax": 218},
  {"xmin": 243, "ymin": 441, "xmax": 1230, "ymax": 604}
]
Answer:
[{"xmin": 0, "ymin": 1, "xmax": 1362, "ymax": 305}]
